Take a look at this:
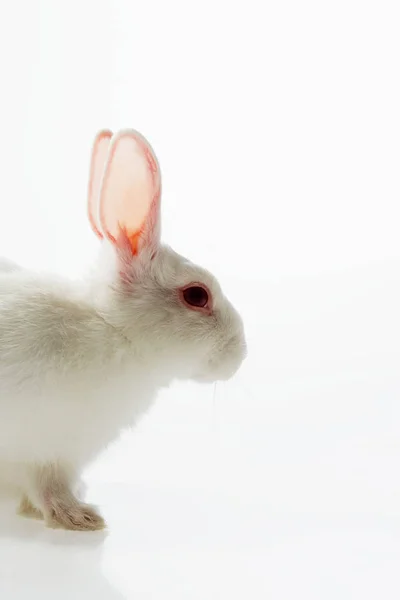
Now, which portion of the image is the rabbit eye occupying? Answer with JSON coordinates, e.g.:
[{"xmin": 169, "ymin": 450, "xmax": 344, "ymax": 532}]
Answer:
[
  {"xmin": 183, "ymin": 286, "xmax": 208, "ymax": 307},
  {"xmin": 180, "ymin": 284, "xmax": 212, "ymax": 313}
]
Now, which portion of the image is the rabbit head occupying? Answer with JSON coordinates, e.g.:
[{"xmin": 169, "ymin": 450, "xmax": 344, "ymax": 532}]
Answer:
[{"xmin": 87, "ymin": 129, "xmax": 246, "ymax": 384}]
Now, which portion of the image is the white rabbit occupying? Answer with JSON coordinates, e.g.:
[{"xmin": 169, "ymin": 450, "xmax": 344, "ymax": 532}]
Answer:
[{"xmin": 0, "ymin": 129, "xmax": 246, "ymax": 530}]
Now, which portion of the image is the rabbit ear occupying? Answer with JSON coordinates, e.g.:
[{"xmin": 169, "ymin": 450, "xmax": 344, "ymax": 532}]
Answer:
[
  {"xmin": 87, "ymin": 129, "xmax": 113, "ymax": 239},
  {"xmin": 98, "ymin": 129, "xmax": 161, "ymax": 256}
]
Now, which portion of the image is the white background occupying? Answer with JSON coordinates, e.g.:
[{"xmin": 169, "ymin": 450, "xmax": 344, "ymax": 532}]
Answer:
[{"xmin": 0, "ymin": 1, "xmax": 399, "ymax": 598}]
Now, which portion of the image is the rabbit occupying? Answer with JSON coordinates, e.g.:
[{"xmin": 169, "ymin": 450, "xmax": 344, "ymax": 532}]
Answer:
[{"xmin": 0, "ymin": 128, "xmax": 246, "ymax": 531}]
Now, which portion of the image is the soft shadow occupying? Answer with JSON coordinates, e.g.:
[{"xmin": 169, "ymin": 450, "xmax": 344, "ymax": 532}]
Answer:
[{"xmin": 0, "ymin": 498, "xmax": 124, "ymax": 600}]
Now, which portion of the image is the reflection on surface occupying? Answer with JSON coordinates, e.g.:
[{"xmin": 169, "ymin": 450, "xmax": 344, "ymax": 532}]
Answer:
[{"xmin": 0, "ymin": 496, "xmax": 122, "ymax": 600}]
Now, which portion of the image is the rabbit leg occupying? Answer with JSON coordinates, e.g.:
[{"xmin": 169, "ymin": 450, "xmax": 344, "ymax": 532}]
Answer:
[{"xmin": 27, "ymin": 463, "xmax": 105, "ymax": 531}]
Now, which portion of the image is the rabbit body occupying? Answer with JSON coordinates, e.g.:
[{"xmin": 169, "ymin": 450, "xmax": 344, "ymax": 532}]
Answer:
[
  {"xmin": 0, "ymin": 265, "xmax": 174, "ymax": 531},
  {"xmin": 0, "ymin": 270, "xmax": 159, "ymax": 471}
]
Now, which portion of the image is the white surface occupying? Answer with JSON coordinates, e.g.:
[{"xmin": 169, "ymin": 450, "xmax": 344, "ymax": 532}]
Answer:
[{"xmin": 0, "ymin": 0, "xmax": 400, "ymax": 598}]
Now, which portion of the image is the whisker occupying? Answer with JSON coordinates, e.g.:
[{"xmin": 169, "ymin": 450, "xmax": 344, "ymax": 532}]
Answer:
[
  {"xmin": 212, "ymin": 382, "xmax": 218, "ymax": 435},
  {"xmin": 212, "ymin": 381, "xmax": 217, "ymax": 408},
  {"xmin": 234, "ymin": 374, "xmax": 257, "ymax": 402}
]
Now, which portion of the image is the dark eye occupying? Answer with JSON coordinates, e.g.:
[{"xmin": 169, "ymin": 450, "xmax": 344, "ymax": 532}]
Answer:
[{"xmin": 182, "ymin": 285, "xmax": 210, "ymax": 309}]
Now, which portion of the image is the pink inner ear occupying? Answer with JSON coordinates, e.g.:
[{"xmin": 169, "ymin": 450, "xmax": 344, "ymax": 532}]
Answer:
[
  {"xmin": 99, "ymin": 131, "xmax": 161, "ymax": 254},
  {"xmin": 87, "ymin": 130, "xmax": 113, "ymax": 238}
]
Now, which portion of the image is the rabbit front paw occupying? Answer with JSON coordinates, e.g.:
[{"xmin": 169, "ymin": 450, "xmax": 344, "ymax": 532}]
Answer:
[{"xmin": 45, "ymin": 499, "xmax": 106, "ymax": 531}]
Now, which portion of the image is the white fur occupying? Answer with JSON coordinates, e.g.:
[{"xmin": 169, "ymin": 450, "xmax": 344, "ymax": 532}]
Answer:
[{"xmin": 0, "ymin": 242, "xmax": 246, "ymax": 527}]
